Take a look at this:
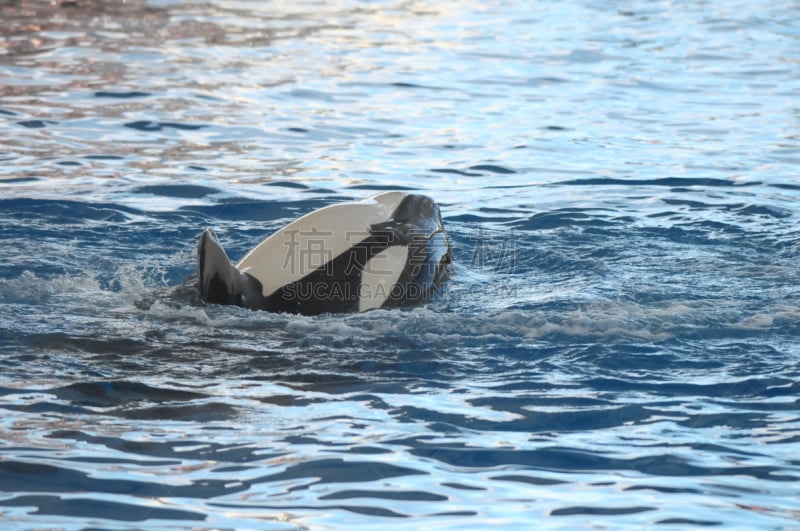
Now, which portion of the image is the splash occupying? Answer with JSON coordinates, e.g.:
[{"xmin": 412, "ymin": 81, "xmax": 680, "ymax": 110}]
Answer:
[{"xmin": 0, "ymin": 270, "xmax": 101, "ymax": 305}]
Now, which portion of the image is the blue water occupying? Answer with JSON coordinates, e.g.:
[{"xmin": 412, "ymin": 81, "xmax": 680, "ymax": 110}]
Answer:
[{"xmin": 1, "ymin": 1, "xmax": 799, "ymax": 529}]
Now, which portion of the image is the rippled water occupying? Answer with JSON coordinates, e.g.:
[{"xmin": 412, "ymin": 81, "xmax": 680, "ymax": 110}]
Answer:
[{"xmin": 1, "ymin": 0, "xmax": 799, "ymax": 529}]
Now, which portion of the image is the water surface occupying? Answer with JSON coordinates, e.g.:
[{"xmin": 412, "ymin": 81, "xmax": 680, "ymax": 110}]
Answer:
[{"xmin": 1, "ymin": 0, "xmax": 799, "ymax": 529}]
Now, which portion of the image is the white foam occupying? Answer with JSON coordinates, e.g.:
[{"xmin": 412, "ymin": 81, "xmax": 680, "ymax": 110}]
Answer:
[
  {"xmin": 735, "ymin": 305, "xmax": 799, "ymax": 330},
  {"xmin": 0, "ymin": 270, "xmax": 102, "ymax": 304},
  {"xmin": 147, "ymin": 300, "xmax": 211, "ymax": 325}
]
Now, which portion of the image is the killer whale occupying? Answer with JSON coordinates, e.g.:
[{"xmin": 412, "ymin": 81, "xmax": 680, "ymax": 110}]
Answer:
[{"xmin": 197, "ymin": 191, "xmax": 451, "ymax": 315}]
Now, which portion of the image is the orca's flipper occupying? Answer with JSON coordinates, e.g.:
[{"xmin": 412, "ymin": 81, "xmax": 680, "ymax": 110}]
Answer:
[
  {"xmin": 198, "ymin": 228, "xmax": 265, "ymax": 309},
  {"xmin": 198, "ymin": 228, "xmax": 239, "ymax": 305}
]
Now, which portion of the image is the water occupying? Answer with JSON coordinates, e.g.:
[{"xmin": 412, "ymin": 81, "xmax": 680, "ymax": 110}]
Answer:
[{"xmin": 1, "ymin": 0, "xmax": 799, "ymax": 529}]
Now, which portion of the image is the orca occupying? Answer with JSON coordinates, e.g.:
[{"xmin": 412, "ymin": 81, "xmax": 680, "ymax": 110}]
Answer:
[{"xmin": 196, "ymin": 191, "xmax": 451, "ymax": 315}]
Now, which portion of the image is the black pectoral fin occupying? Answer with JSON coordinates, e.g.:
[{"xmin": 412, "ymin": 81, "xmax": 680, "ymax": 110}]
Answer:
[{"xmin": 198, "ymin": 229, "xmax": 267, "ymax": 310}]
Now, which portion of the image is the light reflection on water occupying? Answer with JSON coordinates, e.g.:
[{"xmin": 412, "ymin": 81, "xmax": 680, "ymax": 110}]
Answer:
[{"xmin": 1, "ymin": 0, "xmax": 799, "ymax": 529}]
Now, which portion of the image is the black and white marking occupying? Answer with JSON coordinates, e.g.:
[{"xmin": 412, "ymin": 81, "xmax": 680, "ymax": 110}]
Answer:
[{"xmin": 197, "ymin": 192, "xmax": 451, "ymax": 315}]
